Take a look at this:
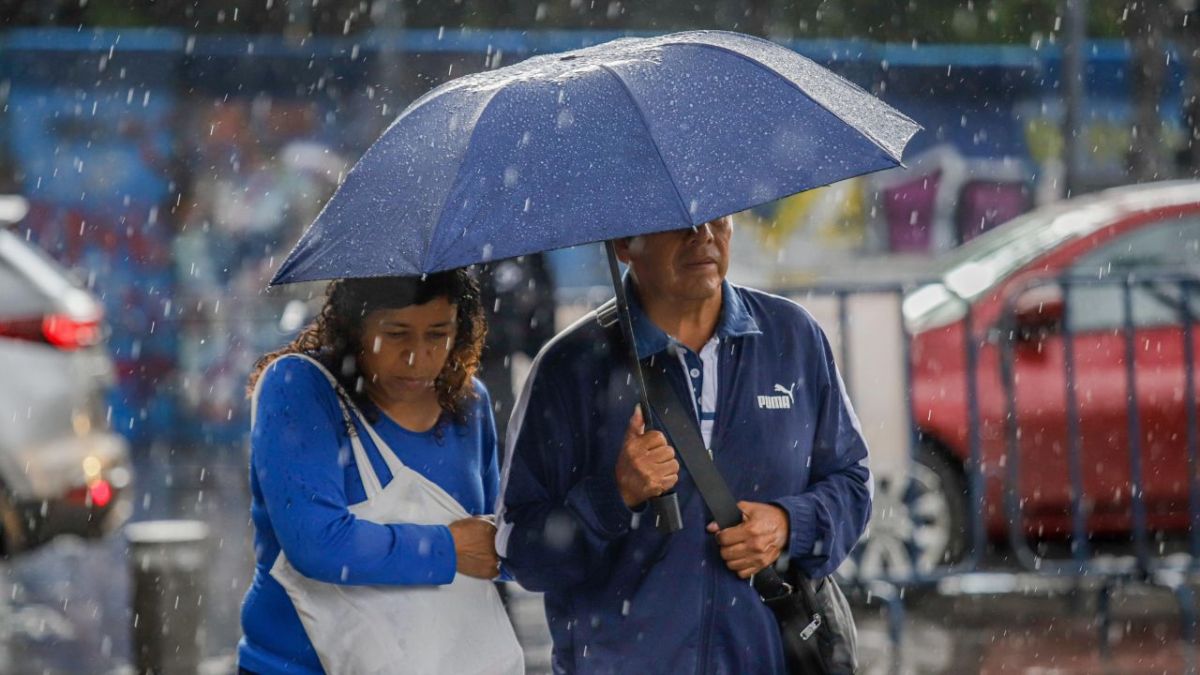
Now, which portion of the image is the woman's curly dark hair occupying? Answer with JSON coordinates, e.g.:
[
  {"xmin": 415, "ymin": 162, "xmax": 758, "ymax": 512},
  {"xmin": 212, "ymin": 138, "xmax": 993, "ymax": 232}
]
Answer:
[{"xmin": 247, "ymin": 270, "xmax": 487, "ymax": 427}]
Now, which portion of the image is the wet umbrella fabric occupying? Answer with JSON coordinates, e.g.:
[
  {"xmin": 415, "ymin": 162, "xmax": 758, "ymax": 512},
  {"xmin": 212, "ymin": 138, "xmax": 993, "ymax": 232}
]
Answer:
[{"xmin": 270, "ymin": 30, "xmax": 920, "ymax": 285}]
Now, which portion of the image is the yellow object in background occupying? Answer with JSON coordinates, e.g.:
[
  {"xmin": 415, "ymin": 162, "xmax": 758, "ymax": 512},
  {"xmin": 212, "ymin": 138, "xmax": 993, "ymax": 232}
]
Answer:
[{"xmin": 748, "ymin": 177, "xmax": 869, "ymax": 250}]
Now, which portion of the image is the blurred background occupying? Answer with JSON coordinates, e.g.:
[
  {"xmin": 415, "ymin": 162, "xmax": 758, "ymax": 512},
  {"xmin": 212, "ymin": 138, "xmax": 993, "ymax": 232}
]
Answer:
[{"xmin": 0, "ymin": 1, "xmax": 1198, "ymax": 673}]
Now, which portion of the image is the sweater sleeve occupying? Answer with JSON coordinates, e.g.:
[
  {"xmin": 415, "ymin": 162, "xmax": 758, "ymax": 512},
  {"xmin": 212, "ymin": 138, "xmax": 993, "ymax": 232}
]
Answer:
[
  {"xmin": 770, "ymin": 323, "xmax": 873, "ymax": 579},
  {"xmin": 252, "ymin": 357, "xmax": 457, "ymax": 586},
  {"xmin": 495, "ymin": 353, "xmax": 637, "ymax": 593}
]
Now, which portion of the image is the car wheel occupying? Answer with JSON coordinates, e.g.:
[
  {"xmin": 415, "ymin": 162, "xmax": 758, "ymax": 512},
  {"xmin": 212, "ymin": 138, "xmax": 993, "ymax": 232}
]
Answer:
[{"xmin": 841, "ymin": 444, "xmax": 967, "ymax": 583}]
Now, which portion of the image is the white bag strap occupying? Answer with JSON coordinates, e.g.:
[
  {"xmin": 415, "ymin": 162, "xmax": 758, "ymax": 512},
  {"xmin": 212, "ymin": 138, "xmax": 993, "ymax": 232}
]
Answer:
[
  {"xmin": 345, "ymin": 419, "xmax": 386, "ymax": 500},
  {"xmin": 252, "ymin": 353, "xmax": 473, "ymax": 517},
  {"xmin": 251, "ymin": 353, "xmax": 386, "ymax": 499},
  {"xmin": 351, "ymin": 404, "xmax": 474, "ymax": 519},
  {"xmin": 349, "ymin": 406, "xmax": 408, "ymax": 478}
]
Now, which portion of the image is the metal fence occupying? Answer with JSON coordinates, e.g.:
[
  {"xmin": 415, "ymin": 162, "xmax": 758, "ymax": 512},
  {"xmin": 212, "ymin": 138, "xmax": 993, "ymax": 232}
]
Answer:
[{"xmin": 780, "ymin": 270, "xmax": 1200, "ymax": 655}]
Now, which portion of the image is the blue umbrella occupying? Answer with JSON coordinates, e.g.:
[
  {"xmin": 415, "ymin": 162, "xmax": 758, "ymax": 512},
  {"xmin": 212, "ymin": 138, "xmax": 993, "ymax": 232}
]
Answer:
[
  {"xmin": 270, "ymin": 30, "xmax": 919, "ymax": 285},
  {"xmin": 270, "ymin": 30, "xmax": 920, "ymax": 533}
]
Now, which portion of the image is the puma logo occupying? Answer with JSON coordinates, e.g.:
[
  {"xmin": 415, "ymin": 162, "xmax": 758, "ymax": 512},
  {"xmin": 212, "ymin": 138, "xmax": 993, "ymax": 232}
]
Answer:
[{"xmin": 758, "ymin": 383, "xmax": 795, "ymax": 410}]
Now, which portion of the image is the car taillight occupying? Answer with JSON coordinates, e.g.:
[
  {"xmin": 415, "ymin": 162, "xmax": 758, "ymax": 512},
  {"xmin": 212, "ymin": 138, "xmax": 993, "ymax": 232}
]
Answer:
[
  {"xmin": 0, "ymin": 312, "xmax": 102, "ymax": 350},
  {"xmin": 0, "ymin": 317, "xmax": 41, "ymax": 342},
  {"xmin": 88, "ymin": 479, "xmax": 113, "ymax": 508},
  {"xmin": 67, "ymin": 478, "xmax": 115, "ymax": 508},
  {"xmin": 42, "ymin": 313, "xmax": 102, "ymax": 349}
]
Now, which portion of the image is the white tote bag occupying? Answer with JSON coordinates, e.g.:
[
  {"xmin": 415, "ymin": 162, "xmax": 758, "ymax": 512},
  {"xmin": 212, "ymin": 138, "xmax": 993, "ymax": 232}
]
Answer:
[{"xmin": 253, "ymin": 355, "xmax": 524, "ymax": 675}]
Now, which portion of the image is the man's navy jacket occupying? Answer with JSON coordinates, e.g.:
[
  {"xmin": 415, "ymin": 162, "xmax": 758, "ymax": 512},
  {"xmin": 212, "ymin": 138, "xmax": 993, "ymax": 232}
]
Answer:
[{"xmin": 497, "ymin": 280, "xmax": 872, "ymax": 674}]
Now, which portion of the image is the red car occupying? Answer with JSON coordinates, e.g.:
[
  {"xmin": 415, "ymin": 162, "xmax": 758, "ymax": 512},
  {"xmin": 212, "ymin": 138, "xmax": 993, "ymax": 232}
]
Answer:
[{"xmin": 855, "ymin": 181, "xmax": 1200, "ymax": 579}]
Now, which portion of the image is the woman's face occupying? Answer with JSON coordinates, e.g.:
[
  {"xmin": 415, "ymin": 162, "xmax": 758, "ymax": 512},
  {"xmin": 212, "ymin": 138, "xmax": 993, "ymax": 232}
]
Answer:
[{"xmin": 358, "ymin": 296, "xmax": 458, "ymax": 406}]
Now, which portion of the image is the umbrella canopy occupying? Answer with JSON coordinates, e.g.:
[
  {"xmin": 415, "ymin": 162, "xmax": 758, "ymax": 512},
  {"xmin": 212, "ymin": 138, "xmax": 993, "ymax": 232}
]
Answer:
[{"xmin": 271, "ymin": 30, "xmax": 919, "ymax": 285}]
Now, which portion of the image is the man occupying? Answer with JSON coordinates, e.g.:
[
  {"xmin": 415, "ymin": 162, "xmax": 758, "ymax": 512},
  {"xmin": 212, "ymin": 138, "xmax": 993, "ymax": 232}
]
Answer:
[{"xmin": 496, "ymin": 217, "xmax": 872, "ymax": 674}]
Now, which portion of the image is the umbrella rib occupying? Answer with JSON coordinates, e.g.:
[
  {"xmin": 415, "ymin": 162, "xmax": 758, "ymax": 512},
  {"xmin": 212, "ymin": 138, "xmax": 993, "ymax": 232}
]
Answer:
[
  {"xmin": 597, "ymin": 63, "xmax": 696, "ymax": 229},
  {"xmin": 422, "ymin": 84, "xmax": 512, "ymax": 272},
  {"xmin": 662, "ymin": 38, "xmax": 919, "ymax": 162}
]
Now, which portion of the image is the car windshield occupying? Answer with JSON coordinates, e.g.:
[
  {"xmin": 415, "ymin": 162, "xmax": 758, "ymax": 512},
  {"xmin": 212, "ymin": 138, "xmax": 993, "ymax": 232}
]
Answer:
[
  {"xmin": 902, "ymin": 195, "xmax": 1122, "ymax": 332},
  {"xmin": 932, "ymin": 198, "xmax": 1114, "ymax": 301}
]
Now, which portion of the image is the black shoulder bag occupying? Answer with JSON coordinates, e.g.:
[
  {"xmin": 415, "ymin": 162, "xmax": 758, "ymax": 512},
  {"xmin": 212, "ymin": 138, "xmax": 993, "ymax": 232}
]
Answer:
[{"xmin": 642, "ymin": 360, "xmax": 858, "ymax": 675}]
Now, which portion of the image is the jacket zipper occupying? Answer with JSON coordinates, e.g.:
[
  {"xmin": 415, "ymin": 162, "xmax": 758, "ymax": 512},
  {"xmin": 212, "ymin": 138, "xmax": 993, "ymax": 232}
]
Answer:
[{"xmin": 696, "ymin": 340, "xmax": 738, "ymax": 674}]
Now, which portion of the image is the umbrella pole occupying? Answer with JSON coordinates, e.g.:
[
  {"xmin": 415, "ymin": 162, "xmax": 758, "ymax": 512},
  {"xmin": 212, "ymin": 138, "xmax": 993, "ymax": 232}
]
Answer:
[{"xmin": 605, "ymin": 241, "xmax": 683, "ymax": 534}]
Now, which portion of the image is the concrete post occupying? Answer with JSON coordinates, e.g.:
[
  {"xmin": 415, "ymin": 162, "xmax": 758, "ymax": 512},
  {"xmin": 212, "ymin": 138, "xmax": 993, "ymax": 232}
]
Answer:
[{"xmin": 126, "ymin": 520, "xmax": 210, "ymax": 675}]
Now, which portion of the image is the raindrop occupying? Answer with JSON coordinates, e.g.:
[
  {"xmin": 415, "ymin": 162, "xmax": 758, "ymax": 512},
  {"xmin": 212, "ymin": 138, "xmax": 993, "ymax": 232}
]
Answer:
[{"xmin": 544, "ymin": 512, "xmax": 577, "ymax": 550}]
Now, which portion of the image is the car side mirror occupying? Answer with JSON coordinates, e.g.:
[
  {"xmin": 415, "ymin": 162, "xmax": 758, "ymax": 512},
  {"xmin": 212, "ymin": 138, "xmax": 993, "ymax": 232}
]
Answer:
[{"xmin": 1012, "ymin": 284, "xmax": 1065, "ymax": 342}]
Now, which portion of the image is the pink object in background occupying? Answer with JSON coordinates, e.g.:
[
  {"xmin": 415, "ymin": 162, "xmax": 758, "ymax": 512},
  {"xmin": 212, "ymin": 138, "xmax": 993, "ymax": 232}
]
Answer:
[
  {"xmin": 956, "ymin": 180, "xmax": 1031, "ymax": 242},
  {"xmin": 884, "ymin": 170, "xmax": 942, "ymax": 253}
]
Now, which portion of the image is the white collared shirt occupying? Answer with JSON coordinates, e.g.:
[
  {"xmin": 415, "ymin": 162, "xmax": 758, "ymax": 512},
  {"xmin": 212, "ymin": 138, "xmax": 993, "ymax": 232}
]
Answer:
[{"xmin": 672, "ymin": 335, "xmax": 720, "ymax": 450}]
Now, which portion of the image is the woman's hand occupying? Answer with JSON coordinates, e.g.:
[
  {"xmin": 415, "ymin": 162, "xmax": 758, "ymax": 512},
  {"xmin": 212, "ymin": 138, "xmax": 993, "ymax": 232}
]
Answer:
[{"xmin": 449, "ymin": 516, "xmax": 501, "ymax": 579}]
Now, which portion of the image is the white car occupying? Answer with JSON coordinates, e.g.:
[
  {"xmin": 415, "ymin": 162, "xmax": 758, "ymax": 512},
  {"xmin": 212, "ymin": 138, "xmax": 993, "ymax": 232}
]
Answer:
[{"xmin": 0, "ymin": 198, "xmax": 131, "ymax": 554}]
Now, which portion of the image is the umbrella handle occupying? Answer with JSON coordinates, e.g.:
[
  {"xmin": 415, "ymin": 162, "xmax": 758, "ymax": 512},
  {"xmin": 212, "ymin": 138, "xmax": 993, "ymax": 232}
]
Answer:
[
  {"xmin": 648, "ymin": 493, "xmax": 683, "ymax": 533},
  {"xmin": 605, "ymin": 241, "xmax": 683, "ymax": 534}
]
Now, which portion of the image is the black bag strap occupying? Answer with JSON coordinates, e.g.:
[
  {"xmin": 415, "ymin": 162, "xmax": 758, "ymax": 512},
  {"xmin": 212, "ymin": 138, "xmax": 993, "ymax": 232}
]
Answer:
[
  {"xmin": 641, "ymin": 357, "xmax": 795, "ymax": 602},
  {"xmin": 642, "ymin": 356, "xmax": 741, "ymax": 529}
]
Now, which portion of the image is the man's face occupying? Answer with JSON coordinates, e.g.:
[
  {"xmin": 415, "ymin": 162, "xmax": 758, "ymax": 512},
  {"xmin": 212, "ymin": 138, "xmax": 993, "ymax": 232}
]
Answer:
[{"xmin": 616, "ymin": 216, "xmax": 732, "ymax": 303}]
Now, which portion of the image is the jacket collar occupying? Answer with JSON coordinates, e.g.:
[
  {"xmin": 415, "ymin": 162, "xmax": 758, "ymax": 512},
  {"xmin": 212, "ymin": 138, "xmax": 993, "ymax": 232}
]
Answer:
[{"xmin": 625, "ymin": 275, "xmax": 762, "ymax": 359}]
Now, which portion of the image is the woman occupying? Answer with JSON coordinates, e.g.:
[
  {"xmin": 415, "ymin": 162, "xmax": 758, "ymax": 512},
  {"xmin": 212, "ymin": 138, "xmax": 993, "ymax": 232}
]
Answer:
[{"xmin": 238, "ymin": 270, "xmax": 523, "ymax": 674}]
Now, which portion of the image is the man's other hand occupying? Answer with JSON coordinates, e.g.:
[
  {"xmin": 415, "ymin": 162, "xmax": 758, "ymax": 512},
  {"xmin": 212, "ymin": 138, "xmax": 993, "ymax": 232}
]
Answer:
[
  {"xmin": 706, "ymin": 501, "xmax": 790, "ymax": 579},
  {"xmin": 614, "ymin": 406, "xmax": 680, "ymax": 508}
]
